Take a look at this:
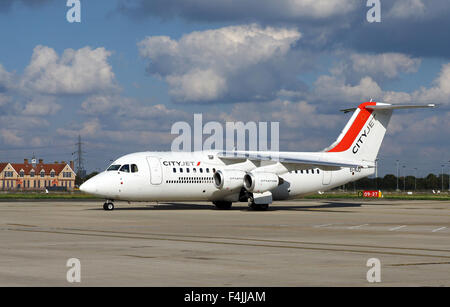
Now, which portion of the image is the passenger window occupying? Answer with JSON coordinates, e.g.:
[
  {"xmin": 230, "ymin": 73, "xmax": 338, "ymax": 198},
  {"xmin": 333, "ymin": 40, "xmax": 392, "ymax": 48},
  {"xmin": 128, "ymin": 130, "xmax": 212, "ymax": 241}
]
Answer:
[
  {"xmin": 180, "ymin": 168, "xmax": 183, "ymax": 173},
  {"xmin": 186, "ymin": 168, "xmax": 190, "ymax": 173},
  {"xmin": 206, "ymin": 168, "xmax": 209, "ymax": 173},
  {"xmin": 193, "ymin": 168, "xmax": 197, "ymax": 173},
  {"xmin": 306, "ymin": 170, "xmax": 309, "ymax": 174},
  {"xmin": 316, "ymin": 169, "xmax": 320, "ymax": 174},
  {"xmin": 131, "ymin": 164, "xmax": 138, "ymax": 173},
  {"xmin": 119, "ymin": 164, "xmax": 130, "ymax": 173},
  {"xmin": 173, "ymin": 168, "xmax": 176, "ymax": 173},
  {"xmin": 200, "ymin": 168, "xmax": 203, "ymax": 173}
]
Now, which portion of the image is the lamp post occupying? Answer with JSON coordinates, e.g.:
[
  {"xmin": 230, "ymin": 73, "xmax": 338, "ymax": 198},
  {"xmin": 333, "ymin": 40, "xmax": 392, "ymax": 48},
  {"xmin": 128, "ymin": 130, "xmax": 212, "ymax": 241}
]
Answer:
[
  {"xmin": 442, "ymin": 164, "xmax": 445, "ymax": 192},
  {"xmin": 403, "ymin": 165, "xmax": 406, "ymax": 192},
  {"xmin": 414, "ymin": 167, "xmax": 418, "ymax": 192},
  {"xmin": 375, "ymin": 158, "xmax": 379, "ymax": 189},
  {"xmin": 396, "ymin": 160, "xmax": 400, "ymax": 192}
]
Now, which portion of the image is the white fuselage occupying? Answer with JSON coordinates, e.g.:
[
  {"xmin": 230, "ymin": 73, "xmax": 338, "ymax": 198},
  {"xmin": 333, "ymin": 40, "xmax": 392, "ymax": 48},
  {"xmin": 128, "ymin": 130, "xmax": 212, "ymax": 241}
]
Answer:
[{"xmin": 80, "ymin": 151, "xmax": 373, "ymax": 202}]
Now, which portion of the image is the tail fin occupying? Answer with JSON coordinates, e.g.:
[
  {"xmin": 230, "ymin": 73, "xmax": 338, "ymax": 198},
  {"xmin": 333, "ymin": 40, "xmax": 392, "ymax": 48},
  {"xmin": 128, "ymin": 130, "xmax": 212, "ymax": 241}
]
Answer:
[{"xmin": 324, "ymin": 102, "xmax": 435, "ymax": 162}]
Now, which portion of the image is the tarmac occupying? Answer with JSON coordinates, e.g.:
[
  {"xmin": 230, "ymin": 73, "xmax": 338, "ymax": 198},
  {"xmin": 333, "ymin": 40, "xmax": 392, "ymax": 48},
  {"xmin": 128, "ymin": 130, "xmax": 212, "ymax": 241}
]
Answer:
[{"xmin": 0, "ymin": 199, "xmax": 449, "ymax": 286}]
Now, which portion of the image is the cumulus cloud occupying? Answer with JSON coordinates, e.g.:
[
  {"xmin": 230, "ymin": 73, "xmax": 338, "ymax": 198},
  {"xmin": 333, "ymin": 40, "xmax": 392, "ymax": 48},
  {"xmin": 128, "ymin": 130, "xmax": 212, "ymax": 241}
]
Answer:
[
  {"xmin": 0, "ymin": 128, "xmax": 23, "ymax": 145},
  {"xmin": 381, "ymin": 63, "xmax": 450, "ymax": 105},
  {"xmin": 0, "ymin": 94, "xmax": 12, "ymax": 107},
  {"xmin": 22, "ymin": 96, "xmax": 61, "ymax": 116},
  {"xmin": 349, "ymin": 53, "xmax": 421, "ymax": 79},
  {"xmin": 0, "ymin": 44, "xmax": 122, "ymax": 162},
  {"xmin": 0, "ymin": 115, "xmax": 49, "ymax": 130},
  {"xmin": 312, "ymin": 61, "xmax": 450, "ymax": 106},
  {"xmin": 56, "ymin": 117, "xmax": 174, "ymax": 149},
  {"xmin": 387, "ymin": 0, "xmax": 426, "ymax": 18},
  {"xmin": 120, "ymin": 0, "xmax": 450, "ymax": 58},
  {"xmin": 81, "ymin": 95, "xmax": 190, "ymax": 122},
  {"xmin": 0, "ymin": 64, "xmax": 14, "ymax": 91},
  {"xmin": 21, "ymin": 45, "xmax": 118, "ymax": 95},
  {"xmin": 410, "ymin": 63, "xmax": 450, "ymax": 104},
  {"xmin": 314, "ymin": 75, "xmax": 383, "ymax": 103},
  {"xmin": 166, "ymin": 69, "xmax": 227, "ymax": 102},
  {"xmin": 81, "ymin": 95, "xmax": 126, "ymax": 114},
  {"xmin": 138, "ymin": 24, "xmax": 302, "ymax": 103}
]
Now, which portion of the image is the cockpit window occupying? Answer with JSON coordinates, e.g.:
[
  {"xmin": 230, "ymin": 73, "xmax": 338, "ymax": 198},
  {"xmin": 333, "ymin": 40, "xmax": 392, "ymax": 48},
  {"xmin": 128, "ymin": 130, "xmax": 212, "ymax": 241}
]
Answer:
[
  {"xmin": 131, "ymin": 164, "xmax": 138, "ymax": 173},
  {"xmin": 107, "ymin": 165, "xmax": 121, "ymax": 171},
  {"xmin": 119, "ymin": 164, "xmax": 130, "ymax": 173}
]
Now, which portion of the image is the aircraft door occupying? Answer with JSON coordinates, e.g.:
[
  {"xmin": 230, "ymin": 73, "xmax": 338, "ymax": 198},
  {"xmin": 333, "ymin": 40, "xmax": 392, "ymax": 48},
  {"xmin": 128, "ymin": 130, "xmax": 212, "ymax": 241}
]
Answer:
[
  {"xmin": 146, "ymin": 157, "xmax": 163, "ymax": 185},
  {"xmin": 322, "ymin": 170, "xmax": 332, "ymax": 185}
]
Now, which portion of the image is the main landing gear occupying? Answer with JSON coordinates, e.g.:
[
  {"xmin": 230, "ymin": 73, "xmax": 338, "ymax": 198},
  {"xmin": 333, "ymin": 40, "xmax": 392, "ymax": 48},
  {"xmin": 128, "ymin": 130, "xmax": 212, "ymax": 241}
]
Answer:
[{"xmin": 103, "ymin": 201, "xmax": 114, "ymax": 211}]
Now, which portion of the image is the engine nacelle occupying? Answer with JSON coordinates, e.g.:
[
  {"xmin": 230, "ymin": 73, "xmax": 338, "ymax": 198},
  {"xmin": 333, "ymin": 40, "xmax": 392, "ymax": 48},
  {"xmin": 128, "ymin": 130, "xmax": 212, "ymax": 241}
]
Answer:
[
  {"xmin": 213, "ymin": 170, "xmax": 246, "ymax": 190},
  {"xmin": 243, "ymin": 172, "xmax": 282, "ymax": 193}
]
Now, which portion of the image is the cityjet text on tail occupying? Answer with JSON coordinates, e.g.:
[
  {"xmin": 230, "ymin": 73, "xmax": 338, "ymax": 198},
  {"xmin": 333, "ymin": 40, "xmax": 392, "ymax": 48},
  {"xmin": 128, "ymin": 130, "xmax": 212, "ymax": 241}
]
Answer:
[{"xmin": 80, "ymin": 102, "xmax": 435, "ymax": 211}]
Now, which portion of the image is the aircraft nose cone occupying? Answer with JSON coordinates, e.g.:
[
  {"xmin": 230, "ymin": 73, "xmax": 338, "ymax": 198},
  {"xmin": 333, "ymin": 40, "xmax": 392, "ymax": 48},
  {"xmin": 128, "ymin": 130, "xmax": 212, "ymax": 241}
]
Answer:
[{"xmin": 79, "ymin": 179, "xmax": 94, "ymax": 194}]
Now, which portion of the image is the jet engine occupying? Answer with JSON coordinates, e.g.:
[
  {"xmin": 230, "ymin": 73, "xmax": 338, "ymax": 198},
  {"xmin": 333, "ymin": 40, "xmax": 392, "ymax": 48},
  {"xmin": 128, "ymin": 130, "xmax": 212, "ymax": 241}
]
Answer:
[
  {"xmin": 213, "ymin": 170, "xmax": 246, "ymax": 190},
  {"xmin": 243, "ymin": 172, "xmax": 283, "ymax": 193}
]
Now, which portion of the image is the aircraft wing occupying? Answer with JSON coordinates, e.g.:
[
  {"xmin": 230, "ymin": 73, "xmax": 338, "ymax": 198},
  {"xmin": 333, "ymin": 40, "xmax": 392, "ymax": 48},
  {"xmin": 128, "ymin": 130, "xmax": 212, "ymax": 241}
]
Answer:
[{"xmin": 217, "ymin": 151, "xmax": 372, "ymax": 169}]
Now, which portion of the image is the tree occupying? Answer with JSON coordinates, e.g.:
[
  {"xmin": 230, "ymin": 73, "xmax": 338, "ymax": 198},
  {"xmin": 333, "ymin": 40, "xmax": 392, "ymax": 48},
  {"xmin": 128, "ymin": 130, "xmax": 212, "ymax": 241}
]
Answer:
[
  {"xmin": 424, "ymin": 174, "xmax": 439, "ymax": 190},
  {"xmin": 381, "ymin": 174, "xmax": 396, "ymax": 190}
]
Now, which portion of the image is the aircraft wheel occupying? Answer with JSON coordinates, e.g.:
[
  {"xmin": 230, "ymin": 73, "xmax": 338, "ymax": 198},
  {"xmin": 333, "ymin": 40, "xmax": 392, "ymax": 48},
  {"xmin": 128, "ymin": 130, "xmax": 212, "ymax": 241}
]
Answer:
[
  {"xmin": 213, "ymin": 201, "xmax": 232, "ymax": 210},
  {"xmin": 103, "ymin": 202, "xmax": 114, "ymax": 211}
]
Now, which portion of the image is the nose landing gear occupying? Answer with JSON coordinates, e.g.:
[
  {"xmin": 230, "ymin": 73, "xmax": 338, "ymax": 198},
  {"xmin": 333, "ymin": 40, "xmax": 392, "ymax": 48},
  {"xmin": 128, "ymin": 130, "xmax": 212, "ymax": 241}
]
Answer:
[{"xmin": 103, "ymin": 201, "xmax": 114, "ymax": 211}]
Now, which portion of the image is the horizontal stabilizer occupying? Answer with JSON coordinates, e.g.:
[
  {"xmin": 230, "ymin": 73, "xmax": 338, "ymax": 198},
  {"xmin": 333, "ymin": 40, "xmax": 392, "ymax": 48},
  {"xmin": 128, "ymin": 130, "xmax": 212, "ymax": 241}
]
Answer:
[
  {"xmin": 340, "ymin": 103, "xmax": 435, "ymax": 113},
  {"xmin": 365, "ymin": 104, "xmax": 436, "ymax": 110}
]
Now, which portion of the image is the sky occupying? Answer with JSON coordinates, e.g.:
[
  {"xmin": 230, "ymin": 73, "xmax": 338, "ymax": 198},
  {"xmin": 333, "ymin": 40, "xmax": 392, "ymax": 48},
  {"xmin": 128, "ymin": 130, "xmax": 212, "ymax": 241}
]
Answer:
[{"xmin": 0, "ymin": 0, "xmax": 449, "ymax": 177}]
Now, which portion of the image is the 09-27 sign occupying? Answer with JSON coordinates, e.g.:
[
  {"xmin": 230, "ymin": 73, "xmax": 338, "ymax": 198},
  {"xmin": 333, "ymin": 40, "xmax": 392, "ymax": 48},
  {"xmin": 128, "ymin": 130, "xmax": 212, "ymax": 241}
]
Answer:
[{"xmin": 358, "ymin": 190, "xmax": 381, "ymax": 198}]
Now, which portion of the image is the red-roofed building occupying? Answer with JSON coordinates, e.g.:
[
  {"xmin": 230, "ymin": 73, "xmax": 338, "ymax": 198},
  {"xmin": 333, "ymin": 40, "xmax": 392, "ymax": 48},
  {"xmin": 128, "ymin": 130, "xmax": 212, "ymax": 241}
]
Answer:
[{"xmin": 0, "ymin": 159, "xmax": 76, "ymax": 191}]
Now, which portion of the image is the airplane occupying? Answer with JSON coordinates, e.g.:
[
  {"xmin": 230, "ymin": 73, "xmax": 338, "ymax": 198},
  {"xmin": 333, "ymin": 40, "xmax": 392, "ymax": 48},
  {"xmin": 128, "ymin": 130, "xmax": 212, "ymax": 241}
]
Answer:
[{"xmin": 79, "ymin": 101, "xmax": 435, "ymax": 211}]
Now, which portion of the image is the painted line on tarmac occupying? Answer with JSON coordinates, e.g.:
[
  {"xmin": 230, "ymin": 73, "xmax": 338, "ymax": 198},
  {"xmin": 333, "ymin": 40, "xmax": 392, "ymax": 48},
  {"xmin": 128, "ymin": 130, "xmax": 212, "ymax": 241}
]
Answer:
[
  {"xmin": 389, "ymin": 225, "xmax": 407, "ymax": 231},
  {"xmin": 432, "ymin": 227, "xmax": 447, "ymax": 233},
  {"xmin": 314, "ymin": 224, "xmax": 333, "ymax": 228},
  {"xmin": 348, "ymin": 224, "xmax": 369, "ymax": 229}
]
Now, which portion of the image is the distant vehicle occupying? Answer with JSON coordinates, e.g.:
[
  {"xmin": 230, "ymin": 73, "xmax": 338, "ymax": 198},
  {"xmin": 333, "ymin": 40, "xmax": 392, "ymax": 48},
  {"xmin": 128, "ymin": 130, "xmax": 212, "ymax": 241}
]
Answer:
[{"xmin": 80, "ymin": 102, "xmax": 434, "ymax": 211}]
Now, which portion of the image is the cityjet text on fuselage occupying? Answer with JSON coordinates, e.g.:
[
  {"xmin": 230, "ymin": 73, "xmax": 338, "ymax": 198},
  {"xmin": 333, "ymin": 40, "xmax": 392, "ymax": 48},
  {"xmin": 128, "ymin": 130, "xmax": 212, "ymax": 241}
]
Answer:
[{"xmin": 162, "ymin": 161, "xmax": 198, "ymax": 167}]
